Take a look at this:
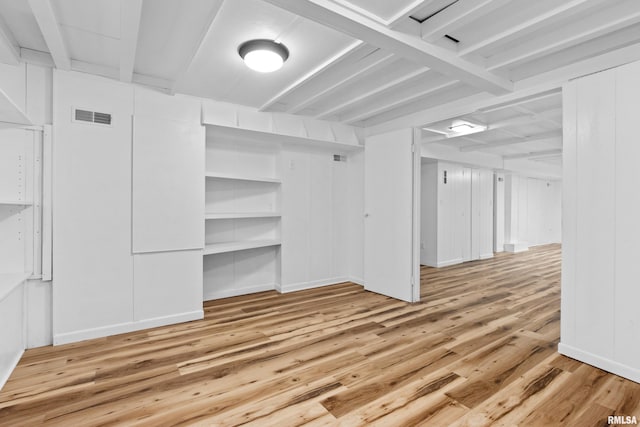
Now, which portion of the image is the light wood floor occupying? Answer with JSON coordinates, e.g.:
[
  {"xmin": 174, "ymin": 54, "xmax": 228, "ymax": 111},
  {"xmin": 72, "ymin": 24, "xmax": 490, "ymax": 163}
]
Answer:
[{"xmin": 1, "ymin": 244, "xmax": 639, "ymax": 426}]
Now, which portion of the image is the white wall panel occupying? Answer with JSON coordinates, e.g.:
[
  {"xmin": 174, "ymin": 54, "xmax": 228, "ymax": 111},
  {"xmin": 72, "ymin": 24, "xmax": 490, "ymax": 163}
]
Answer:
[
  {"xmin": 52, "ymin": 71, "xmax": 134, "ymax": 341},
  {"xmin": 614, "ymin": 60, "xmax": 640, "ymax": 368},
  {"xmin": 561, "ymin": 60, "xmax": 640, "ymax": 383},
  {"xmin": 574, "ymin": 71, "xmax": 616, "ymax": 358},
  {"xmin": 494, "ymin": 173, "xmax": 505, "ymax": 252},
  {"xmin": 309, "ymin": 152, "xmax": 333, "ymax": 282},
  {"xmin": 561, "ymin": 80, "xmax": 578, "ymax": 345},
  {"xmin": 132, "ymin": 117, "xmax": 204, "ymax": 253},
  {"xmin": 133, "ymin": 251, "xmax": 203, "ymax": 321},
  {"xmin": 281, "ymin": 149, "xmax": 311, "ymax": 287},
  {"xmin": 347, "ymin": 151, "xmax": 364, "ymax": 283}
]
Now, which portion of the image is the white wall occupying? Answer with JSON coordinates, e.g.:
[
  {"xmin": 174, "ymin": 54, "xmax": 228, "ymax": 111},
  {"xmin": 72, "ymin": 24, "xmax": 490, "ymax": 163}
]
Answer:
[
  {"xmin": 494, "ymin": 173, "xmax": 505, "ymax": 252},
  {"xmin": 504, "ymin": 174, "xmax": 561, "ymax": 248},
  {"xmin": 52, "ymin": 72, "xmax": 204, "ymax": 345},
  {"xmin": 561, "ymin": 59, "xmax": 640, "ymax": 383},
  {"xmin": 421, "ymin": 161, "xmax": 493, "ymax": 267},
  {"xmin": 346, "ymin": 150, "xmax": 364, "ymax": 284},
  {"xmin": 280, "ymin": 146, "xmax": 351, "ymax": 292}
]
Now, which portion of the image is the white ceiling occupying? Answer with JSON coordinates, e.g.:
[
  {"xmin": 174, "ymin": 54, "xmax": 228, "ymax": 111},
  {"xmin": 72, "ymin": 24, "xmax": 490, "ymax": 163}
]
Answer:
[{"xmin": 2, "ymin": 0, "xmax": 640, "ymax": 176}]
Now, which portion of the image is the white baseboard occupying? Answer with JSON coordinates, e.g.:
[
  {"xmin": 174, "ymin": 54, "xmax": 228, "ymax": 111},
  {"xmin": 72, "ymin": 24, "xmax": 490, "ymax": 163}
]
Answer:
[
  {"xmin": 204, "ymin": 283, "xmax": 275, "ymax": 301},
  {"xmin": 558, "ymin": 342, "xmax": 640, "ymax": 384},
  {"xmin": 53, "ymin": 310, "xmax": 204, "ymax": 346},
  {"xmin": 479, "ymin": 252, "xmax": 494, "ymax": 260},
  {"xmin": 348, "ymin": 276, "xmax": 364, "ymax": 286},
  {"xmin": 504, "ymin": 242, "xmax": 529, "ymax": 253},
  {"xmin": 0, "ymin": 349, "xmax": 24, "ymax": 391},
  {"xmin": 436, "ymin": 258, "xmax": 464, "ymax": 268},
  {"xmin": 279, "ymin": 277, "xmax": 350, "ymax": 293}
]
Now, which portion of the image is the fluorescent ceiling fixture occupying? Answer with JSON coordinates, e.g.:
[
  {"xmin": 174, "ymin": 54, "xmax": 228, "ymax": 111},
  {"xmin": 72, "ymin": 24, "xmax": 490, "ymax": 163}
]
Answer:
[
  {"xmin": 446, "ymin": 120, "xmax": 487, "ymax": 137},
  {"xmin": 238, "ymin": 39, "xmax": 289, "ymax": 73}
]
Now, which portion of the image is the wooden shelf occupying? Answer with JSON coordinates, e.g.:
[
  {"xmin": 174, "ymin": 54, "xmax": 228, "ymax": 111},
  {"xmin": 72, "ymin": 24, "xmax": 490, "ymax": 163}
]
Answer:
[
  {"xmin": 204, "ymin": 240, "xmax": 281, "ymax": 255},
  {"xmin": 0, "ymin": 200, "xmax": 33, "ymax": 206},
  {"xmin": 205, "ymin": 212, "xmax": 281, "ymax": 220},
  {"xmin": 206, "ymin": 124, "xmax": 363, "ymax": 152},
  {"xmin": 205, "ymin": 172, "xmax": 281, "ymax": 184},
  {"xmin": 0, "ymin": 272, "xmax": 30, "ymax": 303}
]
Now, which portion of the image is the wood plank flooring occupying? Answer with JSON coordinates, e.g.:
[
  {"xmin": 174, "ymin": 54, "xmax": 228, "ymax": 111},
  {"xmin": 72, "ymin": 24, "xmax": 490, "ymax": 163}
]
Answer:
[{"xmin": 2, "ymin": 244, "xmax": 639, "ymax": 426}]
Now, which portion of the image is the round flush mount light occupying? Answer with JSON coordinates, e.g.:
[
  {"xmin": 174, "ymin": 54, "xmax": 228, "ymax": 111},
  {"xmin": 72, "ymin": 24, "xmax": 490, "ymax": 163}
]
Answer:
[{"xmin": 238, "ymin": 39, "xmax": 289, "ymax": 73}]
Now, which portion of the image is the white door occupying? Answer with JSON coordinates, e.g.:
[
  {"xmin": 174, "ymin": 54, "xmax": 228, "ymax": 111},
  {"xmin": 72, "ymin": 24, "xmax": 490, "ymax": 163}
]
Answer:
[{"xmin": 364, "ymin": 128, "xmax": 419, "ymax": 303}]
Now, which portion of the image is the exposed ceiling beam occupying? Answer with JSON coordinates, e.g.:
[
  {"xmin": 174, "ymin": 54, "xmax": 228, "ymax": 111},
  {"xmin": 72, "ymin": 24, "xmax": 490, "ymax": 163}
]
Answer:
[
  {"xmin": 457, "ymin": 0, "xmax": 599, "ymax": 56},
  {"xmin": 343, "ymin": 80, "xmax": 458, "ymax": 124},
  {"xmin": 459, "ymin": 131, "xmax": 562, "ymax": 152},
  {"xmin": 503, "ymin": 148, "xmax": 562, "ymax": 160},
  {"xmin": 476, "ymin": 91, "xmax": 560, "ymax": 113},
  {"xmin": 0, "ymin": 15, "xmax": 20, "ymax": 65},
  {"xmin": 421, "ymin": 0, "xmax": 511, "ymax": 43},
  {"xmin": 368, "ymin": 40, "xmax": 640, "ymax": 135},
  {"xmin": 71, "ymin": 59, "xmax": 173, "ymax": 90},
  {"xmin": 260, "ymin": 40, "xmax": 363, "ymax": 111},
  {"xmin": 27, "ymin": 0, "xmax": 71, "ymax": 70},
  {"xmin": 486, "ymin": 0, "xmax": 640, "ymax": 71},
  {"xmin": 314, "ymin": 67, "xmax": 430, "ymax": 119},
  {"xmin": 513, "ymin": 106, "xmax": 562, "ymax": 127},
  {"xmin": 262, "ymin": 0, "xmax": 513, "ymax": 95},
  {"xmin": 169, "ymin": 0, "xmax": 224, "ymax": 94},
  {"xmin": 387, "ymin": 0, "xmax": 436, "ymax": 27},
  {"xmin": 119, "ymin": 0, "xmax": 143, "ymax": 83},
  {"xmin": 288, "ymin": 52, "xmax": 396, "ymax": 114}
]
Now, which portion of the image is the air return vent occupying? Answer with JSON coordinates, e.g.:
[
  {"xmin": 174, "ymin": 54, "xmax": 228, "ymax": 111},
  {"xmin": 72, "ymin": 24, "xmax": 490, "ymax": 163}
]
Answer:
[{"xmin": 73, "ymin": 108, "xmax": 112, "ymax": 126}]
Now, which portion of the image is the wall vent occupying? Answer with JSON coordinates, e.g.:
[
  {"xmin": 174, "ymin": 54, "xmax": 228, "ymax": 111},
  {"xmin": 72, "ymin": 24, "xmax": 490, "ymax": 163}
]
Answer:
[{"xmin": 73, "ymin": 108, "xmax": 112, "ymax": 126}]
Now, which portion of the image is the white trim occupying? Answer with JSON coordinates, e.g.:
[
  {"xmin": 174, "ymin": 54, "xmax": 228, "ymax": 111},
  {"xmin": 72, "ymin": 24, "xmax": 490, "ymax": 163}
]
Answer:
[
  {"xmin": 52, "ymin": 310, "xmax": 204, "ymax": 346},
  {"xmin": 479, "ymin": 252, "xmax": 494, "ymax": 260},
  {"xmin": 348, "ymin": 276, "xmax": 364, "ymax": 286},
  {"xmin": 559, "ymin": 343, "xmax": 640, "ymax": 384},
  {"xmin": 203, "ymin": 284, "xmax": 275, "ymax": 301},
  {"xmin": 0, "ymin": 349, "xmax": 24, "ymax": 391},
  {"xmin": 435, "ymin": 258, "xmax": 464, "ymax": 268},
  {"xmin": 278, "ymin": 277, "xmax": 350, "ymax": 293}
]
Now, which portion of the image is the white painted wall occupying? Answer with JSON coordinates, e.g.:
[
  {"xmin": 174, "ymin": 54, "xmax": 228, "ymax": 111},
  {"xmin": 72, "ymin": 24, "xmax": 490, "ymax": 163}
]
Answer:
[
  {"xmin": 346, "ymin": 150, "xmax": 364, "ymax": 284},
  {"xmin": 494, "ymin": 173, "xmax": 505, "ymax": 252},
  {"xmin": 52, "ymin": 72, "xmax": 204, "ymax": 345},
  {"xmin": 0, "ymin": 284, "xmax": 24, "ymax": 390},
  {"xmin": 504, "ymin": 174, "xmax": 561, "ymax": 249},
  {"xmin": 561, "ymin": 59, "xmax": 640, "ymax": 383},
  {"xmin": 280, "ymin": 146, "xmax": 350, "ymax": 292},
  {"xmin": 421, "ymin": 161, "xmax": 493, "ymax": 267}
]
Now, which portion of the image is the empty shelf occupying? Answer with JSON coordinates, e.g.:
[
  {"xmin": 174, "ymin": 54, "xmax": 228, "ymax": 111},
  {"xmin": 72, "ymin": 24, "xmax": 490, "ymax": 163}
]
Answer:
[
  {"xmin": 204, "ymin": 240, "xmax": 281, "ymax": 255},
  {"xmin": 205, "ymin": 212, "xmax": 281, "ymax": 220},
  {"xmin": 205, "ymin": 173, "xmax": 281, "ymax": 184},
  {"xmin": 0, "ymin": 200, "xmax": 33, "ymax": 206}
]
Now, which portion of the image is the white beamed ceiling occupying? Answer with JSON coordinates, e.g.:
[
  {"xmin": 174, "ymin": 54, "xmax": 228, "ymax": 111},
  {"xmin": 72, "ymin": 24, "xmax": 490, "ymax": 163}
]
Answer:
[{"xmin": 2, "ymin": 0, "xmax": 640, "ymax": 176}]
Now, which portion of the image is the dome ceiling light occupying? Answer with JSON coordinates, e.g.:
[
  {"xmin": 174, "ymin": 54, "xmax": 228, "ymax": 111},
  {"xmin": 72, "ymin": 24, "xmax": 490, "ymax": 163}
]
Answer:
[{"xmin": 238, "ymin": 39, "xmax": 289, "ymax": 73}]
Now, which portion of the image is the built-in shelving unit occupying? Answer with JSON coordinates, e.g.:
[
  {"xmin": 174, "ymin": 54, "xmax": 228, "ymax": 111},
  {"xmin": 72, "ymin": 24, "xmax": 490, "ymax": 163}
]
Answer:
[{"xmin": 203, "ymin": 132, "xmax": 282, "ymax": 300}]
